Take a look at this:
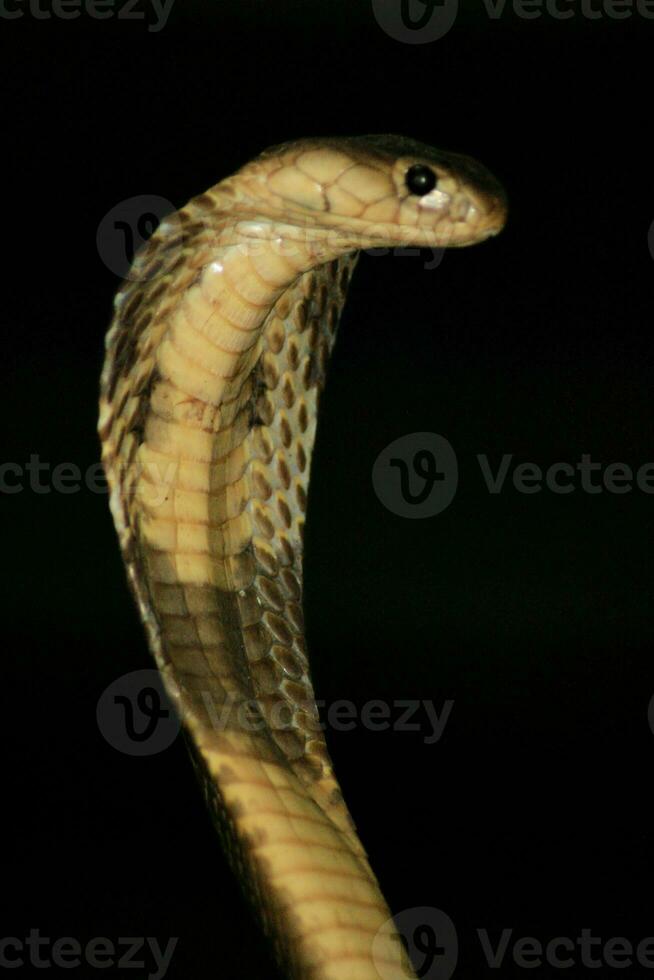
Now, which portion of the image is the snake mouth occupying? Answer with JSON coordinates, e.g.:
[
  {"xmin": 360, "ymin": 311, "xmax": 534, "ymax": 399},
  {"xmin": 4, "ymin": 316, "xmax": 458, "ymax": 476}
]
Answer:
[
  {"xmin": 232, "ymin": 201, "xmax": 507, "ymax": 255},
  {"xmin": 455, "ymin": 208, "xmax": 507, "ymax": 246}
]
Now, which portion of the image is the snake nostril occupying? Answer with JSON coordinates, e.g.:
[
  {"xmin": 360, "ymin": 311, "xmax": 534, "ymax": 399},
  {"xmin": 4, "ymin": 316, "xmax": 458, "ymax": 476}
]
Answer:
[{"xmin": 449, "ymin": 197, "xmax": 473, "ymax": 223}]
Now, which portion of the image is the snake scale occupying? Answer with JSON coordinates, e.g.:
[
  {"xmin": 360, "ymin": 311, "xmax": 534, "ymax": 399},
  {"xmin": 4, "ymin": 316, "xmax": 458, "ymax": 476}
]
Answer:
[{"xmin": 98, "ymin": 135, "xmax": 506, "ymax": 979}]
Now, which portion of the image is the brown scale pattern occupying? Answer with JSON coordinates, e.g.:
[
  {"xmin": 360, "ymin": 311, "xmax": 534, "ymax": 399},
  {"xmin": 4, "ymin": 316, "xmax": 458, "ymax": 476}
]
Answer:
[
  {"xmin": 241, "ymin": 256, "xmax": 358, "ymax": 795},
  {"xmin": 101, "ymin": 213, "xmax": 363, "ymax": 815}
]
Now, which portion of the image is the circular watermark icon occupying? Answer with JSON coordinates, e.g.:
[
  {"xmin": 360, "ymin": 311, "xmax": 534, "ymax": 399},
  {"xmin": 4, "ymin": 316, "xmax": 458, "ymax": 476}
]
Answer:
[
  {"xmin": 97, "ymin": 669, "xmax": 180, "ymax": 756},
  {"xmin": 647, "ymin": 694, "xmax": 654, "ymax": 736},
  {"xmin": 373, "ymin": 906, "xmax": 458, "ymax": 979},
  {"xmin": 96, "ymin": 194, "xmax": 178, "ymax": 280},
  {"xmin": 372, "ymin": 432, "xmax": 458, "ymax": 518},
  {"xmin": 371, "ymin": 0, "xmax": 459, "ymax": 43}
]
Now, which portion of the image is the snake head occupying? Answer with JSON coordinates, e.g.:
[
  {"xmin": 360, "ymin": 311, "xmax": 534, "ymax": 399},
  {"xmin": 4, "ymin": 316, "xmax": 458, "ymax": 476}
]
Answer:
[{"xmin": 228, "ymin": 134, "xmax": 507, "ymax": 253}]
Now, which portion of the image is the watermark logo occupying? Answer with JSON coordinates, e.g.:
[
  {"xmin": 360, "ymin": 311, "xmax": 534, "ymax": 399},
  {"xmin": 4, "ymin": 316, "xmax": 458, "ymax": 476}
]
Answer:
[
  {"xmin": 96, "ymin": 194, "xmax": 177, "ymax": 280},
  {"xmin": 372, "ymin": 0, "xmax": 459, "ymax": 42},
  {"xmin": 97, "ymin": 669, "xmax": 180, "ymax": 756},
  {"xmin": 372, "ymin": 432, "xmax": 458, "ymax": 518},
  {"xmin": 647, "ymin": 693, "xmax": 654, "ymax": 737},
  {"xmin": 373, "ymin": 906, "xmax": 458, "ymax": 979}
]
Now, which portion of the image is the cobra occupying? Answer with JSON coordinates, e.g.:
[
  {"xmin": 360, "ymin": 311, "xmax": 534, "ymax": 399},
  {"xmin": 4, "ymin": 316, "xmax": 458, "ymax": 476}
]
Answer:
[{"xmin": 98, "ymin": 135, "xmax": 507, "ymax": 979}]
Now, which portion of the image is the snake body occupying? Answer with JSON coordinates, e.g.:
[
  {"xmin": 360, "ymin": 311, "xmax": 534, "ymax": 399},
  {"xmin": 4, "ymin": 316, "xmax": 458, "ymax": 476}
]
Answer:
[{"xmin": 98, "ymin": 135, "xmax": 506, "ymax": 979}]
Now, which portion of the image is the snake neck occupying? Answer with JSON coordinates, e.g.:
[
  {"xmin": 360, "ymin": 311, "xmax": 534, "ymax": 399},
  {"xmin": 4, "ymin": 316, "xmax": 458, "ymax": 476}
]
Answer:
[
  {"xmin": 99, "ymin": 195, "xmax": 416, "ymax": 980},
  {"xmin": 101, "ymin": 211, "xmax": 361, "ymax": 826}
]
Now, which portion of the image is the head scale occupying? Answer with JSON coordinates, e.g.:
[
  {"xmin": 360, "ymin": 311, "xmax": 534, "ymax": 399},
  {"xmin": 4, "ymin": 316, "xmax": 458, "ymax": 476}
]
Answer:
[{"xmin": 232, "ymin": 134, "xmax": 507, "ymax": 251}]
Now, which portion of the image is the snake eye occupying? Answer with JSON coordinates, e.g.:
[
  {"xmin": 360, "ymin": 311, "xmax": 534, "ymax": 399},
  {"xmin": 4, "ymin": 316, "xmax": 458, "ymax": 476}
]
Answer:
[{"xmin": 405, "ymin": 164, "xmax": 437, "ymax": 196}]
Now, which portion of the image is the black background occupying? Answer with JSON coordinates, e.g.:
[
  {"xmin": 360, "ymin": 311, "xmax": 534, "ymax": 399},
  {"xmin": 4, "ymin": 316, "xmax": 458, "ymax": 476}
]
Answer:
[{"xmin": 3, "ymin": 1, "xmax": 654, "ymax": 978}]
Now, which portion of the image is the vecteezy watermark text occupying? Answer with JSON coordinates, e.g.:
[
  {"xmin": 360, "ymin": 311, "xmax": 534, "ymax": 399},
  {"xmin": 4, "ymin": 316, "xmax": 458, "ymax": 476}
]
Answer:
[
  {"xmin": 478, "ymin": 453, "xmax": 654, "ymax": 495},
  {"xmin": 98, "ymin": 669, "xmax": 454, "ymax": 755},
  {"xmin": 7, "ymin": 447, "xmax": 654, "ymax": 509},
  {"xmin": 374, "ymin": 907, "xmax": 654, "ymax": 978},
  {"xmin": 372, "ymin": 0, "xmax": 654, "ymax": 46},
  {"xmin": 479, "ymin": 927, "xmax": 654, "ymax": 970},
  {"xmin": 0, "ymin": 931, "xmax": 177, "ymax": 979},
  {"xmin": 0, "ymin": 0, "xmax": 175, "ymax": 31},
  {"xmin": 0, "ymin": 455, "xmax": 106, "ymax": 495},
  {"xmin": 482, "ymin": 0, "xmax": 654, "ymax": 18},
  {"xmin": 201, "ymin": 691, "xmax": 453, "ymax": 746}
]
